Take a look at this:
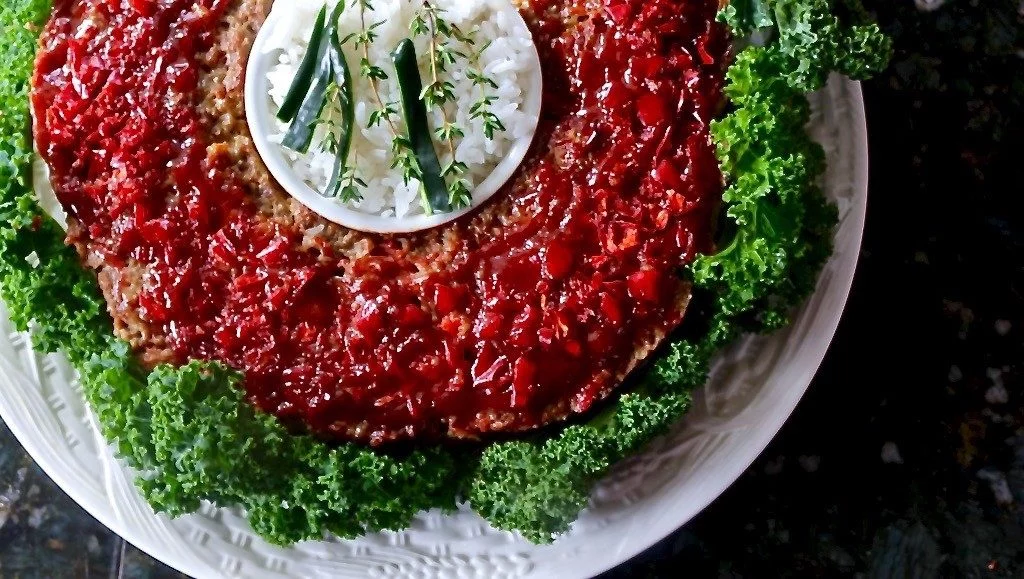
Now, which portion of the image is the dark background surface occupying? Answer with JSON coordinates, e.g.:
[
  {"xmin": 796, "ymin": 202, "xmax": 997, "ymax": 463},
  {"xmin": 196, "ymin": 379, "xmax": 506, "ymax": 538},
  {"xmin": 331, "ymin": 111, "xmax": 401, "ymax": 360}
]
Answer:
[{"xmin": 2, "ymin": 0, "xmax": 1022, "ymax": 577}]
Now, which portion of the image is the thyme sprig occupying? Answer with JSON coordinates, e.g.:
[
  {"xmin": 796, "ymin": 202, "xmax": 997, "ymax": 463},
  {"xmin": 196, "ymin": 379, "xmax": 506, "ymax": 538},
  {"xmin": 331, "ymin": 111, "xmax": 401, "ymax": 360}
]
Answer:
[
  {"xmin": 317, "ymin": 83, "xmax": 363, "ymax": 205},
  {"xmin": 466, "ymin": 40, "xmax": 506, "ymax": 140},
  {"xmin": 347, "ymin": 1, "xmax": 398, "ymax": 134},
  {"xmin": 346, "ymin": 0, "xmax": 429, "ymax": 209},
  {"xmin": 412, "ymin": 1, "xmax": 474, "ymax": 209},
  {"xmin": 316, "ymin": 84, "xmax": 350, "ymax": 199},
  {"xmin": 340, "ymin": 165, "xmax": 368, "ymax": 204}
]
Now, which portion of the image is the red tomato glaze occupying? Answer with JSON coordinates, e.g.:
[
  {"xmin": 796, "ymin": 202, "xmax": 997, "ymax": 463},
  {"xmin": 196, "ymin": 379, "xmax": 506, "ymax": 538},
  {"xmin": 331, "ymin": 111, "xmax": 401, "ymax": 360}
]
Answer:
[{"xmin": 32, "ymin": 0, "xmax": 728, "ymax": 443}]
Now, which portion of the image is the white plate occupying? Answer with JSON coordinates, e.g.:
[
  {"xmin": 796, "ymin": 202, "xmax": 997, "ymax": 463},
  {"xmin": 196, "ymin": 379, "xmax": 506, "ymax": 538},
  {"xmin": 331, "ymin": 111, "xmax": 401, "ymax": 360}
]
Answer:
[{"xmin": 0, "ymin": 75, "xmax": 867, "ymax": 579}]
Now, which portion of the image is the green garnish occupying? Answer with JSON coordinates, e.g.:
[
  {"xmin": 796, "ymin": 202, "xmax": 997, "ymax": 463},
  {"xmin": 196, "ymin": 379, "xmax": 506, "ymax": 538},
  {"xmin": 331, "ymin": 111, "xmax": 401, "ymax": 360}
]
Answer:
[
  {"xmin": 350, "ymin": 0, "xmax": 397, "ymax": 134},
  {"xmin": 281, "ymin": 1, "xmax": 347, "ymax": 153},
  {"xmin": 281, "ymin": 55, "xmax": 333, "ymax": 153},
  {"xmin": 281, "ymin": 1, "xmax": 357, "ymax": 202},
  {"xmin": 322, "ymin": 29, "xmax": 356, "ymax": 199},
  {"xmin": 412, "ymin": 0, "xmax": 475, "ymax": 210},
  {"xmin": 0, "ymin": 0, "xmax": 890, "ymax": 547},
  {"xmin": 720, "ymin": 0, "xmax": 893, "ymax": 92},
  {"xmin": 392, "ymin": 38, "xmax": 450, "ymax": 215},
  {"xmin": 277, "ymin": 5, "xmax": 328, "ymax": 123},
  {"xmin": 467, "ymin": 40, "xmax": 505, "ymax": 141},
  {"xmin": 287, "ymin": 0, "xmax": 503, "ymax": 213}
]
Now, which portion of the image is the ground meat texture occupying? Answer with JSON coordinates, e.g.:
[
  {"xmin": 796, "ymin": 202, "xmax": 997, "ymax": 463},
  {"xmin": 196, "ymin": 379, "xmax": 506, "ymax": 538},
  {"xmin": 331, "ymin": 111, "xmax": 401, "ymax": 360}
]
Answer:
[{"xmin": 31, "ymin": 0, "xmax": 728, "ymax": 444}]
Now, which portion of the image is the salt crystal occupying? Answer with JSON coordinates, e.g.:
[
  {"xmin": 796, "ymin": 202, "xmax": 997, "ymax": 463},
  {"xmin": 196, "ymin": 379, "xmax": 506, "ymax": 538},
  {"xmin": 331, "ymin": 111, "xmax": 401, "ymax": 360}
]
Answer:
[
  {"xmin": 995, "ymin": 320, "xmax": 1012, "ymax": 336},
  {"xmin": 985, "ymin": 368, "xmax": 1009, "ymax": 404},
  {"xmin": 948, "ymin": 365, "xmax": 963, "ymax": 383},
  {"xmin": 986, "ymin": 384, "xmax": 1009, "ymax": 405},
  {"xmin": 977, "ymin": 469, "xmax": 1014, "ymax": 505},
  {"xmin": 798, "ymin": 455, "xmax": 821, "ymax": 472},
  {"xmin": 881, "ymin": 441, "xmax": 904, "ymax": 464},
  {"xmin": 27, "ymin": 506, "xmax": 47, "ymax": 528},
  {"xmin": 915, "ymin": 0, "xmax": 947, "ymax": 12}
]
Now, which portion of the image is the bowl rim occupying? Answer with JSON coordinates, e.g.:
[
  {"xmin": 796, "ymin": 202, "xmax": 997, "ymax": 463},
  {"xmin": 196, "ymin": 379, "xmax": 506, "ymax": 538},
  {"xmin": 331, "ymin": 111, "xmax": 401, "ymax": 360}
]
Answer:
[{"xmin": 244, "ymin": 0, "xmax": 544, "ymax": 234}]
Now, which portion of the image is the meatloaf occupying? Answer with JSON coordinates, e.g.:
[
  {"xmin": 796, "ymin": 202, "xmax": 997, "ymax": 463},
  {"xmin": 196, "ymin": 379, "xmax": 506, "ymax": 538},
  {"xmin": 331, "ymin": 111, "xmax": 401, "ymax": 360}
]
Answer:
[{"xmin": 30, "ymin": 0, "xmax": 728, "ymax": 444}]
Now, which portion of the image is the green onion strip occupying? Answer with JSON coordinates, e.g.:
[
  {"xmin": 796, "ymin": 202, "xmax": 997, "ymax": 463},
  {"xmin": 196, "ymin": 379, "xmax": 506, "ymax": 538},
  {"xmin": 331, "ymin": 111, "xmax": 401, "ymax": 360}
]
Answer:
[{"xmin": 392, "ymin": 38, "xmax": 450, "ymax": 214}]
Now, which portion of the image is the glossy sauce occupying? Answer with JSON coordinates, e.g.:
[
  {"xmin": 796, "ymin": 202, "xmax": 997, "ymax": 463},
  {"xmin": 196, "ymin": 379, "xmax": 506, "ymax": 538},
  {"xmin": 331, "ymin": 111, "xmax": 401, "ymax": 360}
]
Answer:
[{"xmin": 32, "ymin": 0, "xmax": 727, "ymax": 443}]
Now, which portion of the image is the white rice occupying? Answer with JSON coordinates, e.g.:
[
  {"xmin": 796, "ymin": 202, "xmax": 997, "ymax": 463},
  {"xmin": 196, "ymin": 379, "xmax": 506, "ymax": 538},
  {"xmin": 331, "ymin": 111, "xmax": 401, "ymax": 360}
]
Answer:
[{"xmin": 265, "ymin": 0, "xmax": 537, "ymax": 218}]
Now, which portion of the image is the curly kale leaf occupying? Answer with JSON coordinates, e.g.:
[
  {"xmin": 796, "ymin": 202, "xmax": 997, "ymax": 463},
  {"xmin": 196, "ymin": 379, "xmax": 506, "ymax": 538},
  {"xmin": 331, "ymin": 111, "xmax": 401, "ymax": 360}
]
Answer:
[
  {"xmin": 692, "ymin": 41, "xmax": 837, "ymax": 333},
  {"xmin": 720, "ymin": 0, "xmax": 776, "ymax": 32},
  {"xmin": 469, "ymin": 391, "xmax": 693, "ymax": 542},
  {"xmin": 102, "ymin": 359, "xmax": 466, "ymax": 545},
  {"xmin": 720, "ymin": 0, "xmax": 893, "ymax": 91}
]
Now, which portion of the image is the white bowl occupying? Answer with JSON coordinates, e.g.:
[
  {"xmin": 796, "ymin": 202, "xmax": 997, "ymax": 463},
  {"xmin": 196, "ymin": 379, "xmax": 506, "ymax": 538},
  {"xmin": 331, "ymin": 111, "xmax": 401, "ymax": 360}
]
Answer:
[
  {"xmin": 0, "ymin": 76, "xmax": 867, "ymax": 578},
  {"xmin": 244, "ymin": 1, "xmax": 544, "ymax": 234}
]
